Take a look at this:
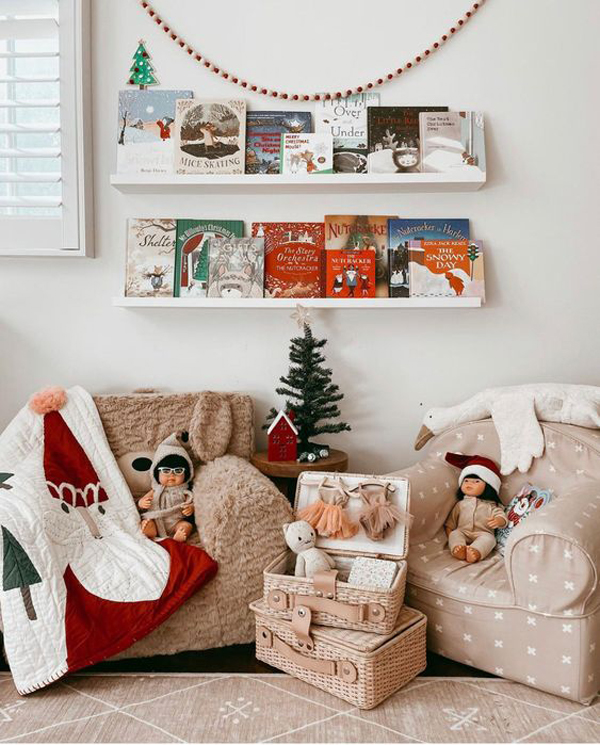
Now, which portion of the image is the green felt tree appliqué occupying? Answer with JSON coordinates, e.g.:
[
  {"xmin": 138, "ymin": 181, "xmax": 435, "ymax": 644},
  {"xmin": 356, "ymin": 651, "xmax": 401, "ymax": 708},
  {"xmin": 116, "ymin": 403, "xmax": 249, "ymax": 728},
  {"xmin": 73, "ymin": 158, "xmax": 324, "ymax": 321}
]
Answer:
[
  {"xmin": 2, "ymin": 526, "xmax": 42, "ymax": 621},
  {"xmin": 265, "ymin": 322, "xmax": 350, "ymax": 450},
  {"xmin": 127, "ymin": 40, "xmax": 158, "ymax": 89}
]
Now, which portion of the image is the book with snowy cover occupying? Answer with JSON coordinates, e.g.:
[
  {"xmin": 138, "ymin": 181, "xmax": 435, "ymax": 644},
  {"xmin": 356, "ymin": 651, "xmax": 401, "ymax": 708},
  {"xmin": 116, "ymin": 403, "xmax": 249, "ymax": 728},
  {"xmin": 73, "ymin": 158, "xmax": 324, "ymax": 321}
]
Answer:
[
  {"xmin": 324, "ymin": 215, "xmax": 394, "ymax": 297},
  {"xmin": 408, "ymin": 239, "xmax": 485, "ymax": 300},
  {"xmin": 280, "ymin": 133, "xmax": 333, "ymax": 175},
  {"xmin": 315, "ymin": 92, "xmax": 379, "ymax": 173},
  {"xmin": 116, "ymin": 89, "xmax": 193, "ymax": 173},
  {"xmin": 367, "ymin": 106, "xmax": 447, "ymax": 173},
  {"xmin": 207, "ymin": 237, "xmax": 264, "ymax": 298},
  {"xmin": 251, "ymin": 222, "xmax": 324, "ymax": 298},
  {"xmin": 174, "ymin": 219, "xmax": 244, "ymax": 297},
  {"xmin": 420, "ymin": 111, "xmax": 486, "ymax": 174},
  {"xmin": 245, "ymin": 112, "xmax": 312, "ymax": 174},
  {"xmin": 125, "ymin": 218, "xmax": 176, "ymax": 297},
  {"xmin": 174, "ymin": 99, "xmax": 246, "ymax": 175}
]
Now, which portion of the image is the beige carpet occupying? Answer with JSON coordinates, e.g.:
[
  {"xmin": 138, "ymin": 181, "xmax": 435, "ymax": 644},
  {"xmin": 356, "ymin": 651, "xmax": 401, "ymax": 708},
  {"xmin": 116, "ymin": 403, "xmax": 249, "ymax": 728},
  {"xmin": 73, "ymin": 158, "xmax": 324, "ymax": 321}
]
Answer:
[{"xmin": 0, "ymin": 673, "xmax": 597, "ymax": 743}]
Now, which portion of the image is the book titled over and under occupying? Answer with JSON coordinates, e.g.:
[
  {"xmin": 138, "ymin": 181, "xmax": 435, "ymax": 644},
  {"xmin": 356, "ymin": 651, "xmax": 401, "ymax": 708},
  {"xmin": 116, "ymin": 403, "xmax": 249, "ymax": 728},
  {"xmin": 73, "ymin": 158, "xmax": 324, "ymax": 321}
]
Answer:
[{"xmin": 125, "ymin": 218, "xmax": 485, "ymax": 301}]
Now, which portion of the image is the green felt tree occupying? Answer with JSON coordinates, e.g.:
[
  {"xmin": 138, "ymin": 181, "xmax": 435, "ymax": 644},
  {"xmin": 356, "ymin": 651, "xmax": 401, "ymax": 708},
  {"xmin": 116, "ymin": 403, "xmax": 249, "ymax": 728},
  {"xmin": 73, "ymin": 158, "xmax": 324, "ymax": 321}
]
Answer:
[
  {"xmin": 2, "ymin": 526, "xmax": 42, "ymax": 621},
  {"xmin": 265, "ymin": 323, "xmax": 350, "ymax": 450},
  {"xmin": 127, "ymin": 40, "xmax": 158, "ymax": 89}
]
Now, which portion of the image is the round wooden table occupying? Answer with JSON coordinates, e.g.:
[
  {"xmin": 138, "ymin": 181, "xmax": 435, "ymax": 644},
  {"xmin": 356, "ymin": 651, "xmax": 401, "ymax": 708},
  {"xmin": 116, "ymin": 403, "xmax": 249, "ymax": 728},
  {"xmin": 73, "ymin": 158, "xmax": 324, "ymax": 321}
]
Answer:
[{"xmin": 251, "ymin": 449, "xmax": 349, "ymax": 505}]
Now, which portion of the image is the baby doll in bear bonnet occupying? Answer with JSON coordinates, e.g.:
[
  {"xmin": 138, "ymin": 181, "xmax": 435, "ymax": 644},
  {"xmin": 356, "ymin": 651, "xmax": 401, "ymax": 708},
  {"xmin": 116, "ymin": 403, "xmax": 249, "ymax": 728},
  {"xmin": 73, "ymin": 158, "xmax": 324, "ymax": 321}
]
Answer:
[
  {"xmin": 137, "ymin": 433, "xmax": 195, "ymax": 542},
  {"xmin": 444, "ymin": 452, "xmax": 508, "ymax": 563}
]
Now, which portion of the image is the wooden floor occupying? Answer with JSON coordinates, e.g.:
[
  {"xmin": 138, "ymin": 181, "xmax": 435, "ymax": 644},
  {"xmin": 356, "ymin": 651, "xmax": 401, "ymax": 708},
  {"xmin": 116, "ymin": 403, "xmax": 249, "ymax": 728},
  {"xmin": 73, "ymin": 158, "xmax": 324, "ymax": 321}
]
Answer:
[{"xmin": 76, "ymin": 644, "xmax": 495, "ymax": 678}]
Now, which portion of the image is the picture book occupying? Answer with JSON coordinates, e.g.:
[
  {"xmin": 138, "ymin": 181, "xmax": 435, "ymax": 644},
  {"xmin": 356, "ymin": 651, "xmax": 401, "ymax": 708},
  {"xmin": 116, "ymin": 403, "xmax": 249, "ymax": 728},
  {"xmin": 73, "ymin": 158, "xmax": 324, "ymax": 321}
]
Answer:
[
  {"xmin": 206, "ymin": 237, "xmax": 264, "ymax": 298},
  {"xmin": 324, "ymin": 250, "xmax": 376, "ymax": 299},
  {"xmin": 116, "ymin": 89, "xmax": 193, "ymax": 174},
  {"xmin": 125, "ymin": 218, "xmax": 176, "ymax": 297},
  {"xmin": 174, "ymin": 219, "xmax": 245, "ymax": 298},
  {"xmin": 388, "ymin": 218, "xmax": 470, "ymax": 245},
  {"xmin": 367, "ymin": 106, "xmax": 448, "ymax": 173},
  {"xmin": 174, "ymin": 99, "xmax": 246, "ymax": 175},
  {"xmin": 408, "ymin": 239, "xmax": 485, "ymax": 300},
  {"xmin": 251, "ymin": 222, "xmax": 324, "ymax": 298},
  {"xmin": 324, "ymin": 215, "xmax": 394, "ymax": 297},
  {"xmin": 420, "ymin": 111, "xmax": 486, "ymax": 174},
  {"xmin": 245, "ymin": 111, "xmax": 312, "ymax": 174},
  {"xmin": 388, "ymin": 245, "xmax": 410, "ymax": 298},
  {"xmin": 315, "ymin": 92, "xmax": 380, "ymax": 173},
  {"xmin": 280, "ymin": 133, "xmax": 334, "ymax": 175}
]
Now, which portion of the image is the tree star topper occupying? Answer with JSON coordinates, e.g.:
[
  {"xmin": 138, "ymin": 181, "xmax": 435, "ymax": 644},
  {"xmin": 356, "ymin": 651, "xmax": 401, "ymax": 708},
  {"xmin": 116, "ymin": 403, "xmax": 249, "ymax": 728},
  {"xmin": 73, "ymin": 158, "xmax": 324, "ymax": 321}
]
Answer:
[{"xmin": 290, "ymin": 304, "xmax": 312, "ymax": 329}]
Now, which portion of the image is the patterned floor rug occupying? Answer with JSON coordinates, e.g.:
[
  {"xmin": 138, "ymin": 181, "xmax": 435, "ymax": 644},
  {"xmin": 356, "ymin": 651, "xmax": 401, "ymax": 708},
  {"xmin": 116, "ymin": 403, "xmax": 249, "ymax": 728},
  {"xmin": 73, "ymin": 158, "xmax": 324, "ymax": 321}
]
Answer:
[{"xmin": 0, "ymin": 673, "xmax": 597, "ymax": 743}]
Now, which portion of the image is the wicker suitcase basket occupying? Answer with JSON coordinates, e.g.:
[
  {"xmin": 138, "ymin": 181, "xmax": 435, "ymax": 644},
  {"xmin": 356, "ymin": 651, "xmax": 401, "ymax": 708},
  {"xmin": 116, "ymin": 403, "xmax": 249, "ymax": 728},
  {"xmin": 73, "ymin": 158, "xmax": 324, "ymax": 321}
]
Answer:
[
  {"xmin": 251, "ymin": 599, "xmax": 426, "ymax": 710},
  {"xmin": 263, "ymin": 471, "xmax": 410, "ymax": 634}
]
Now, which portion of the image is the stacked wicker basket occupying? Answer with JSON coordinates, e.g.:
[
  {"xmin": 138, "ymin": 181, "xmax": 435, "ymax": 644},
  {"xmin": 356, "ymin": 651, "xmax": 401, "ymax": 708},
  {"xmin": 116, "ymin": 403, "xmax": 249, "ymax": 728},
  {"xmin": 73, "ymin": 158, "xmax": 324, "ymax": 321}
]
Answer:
[{"xmin": 250, "ymin": 471, "xmax": 427, "ymax": 710}]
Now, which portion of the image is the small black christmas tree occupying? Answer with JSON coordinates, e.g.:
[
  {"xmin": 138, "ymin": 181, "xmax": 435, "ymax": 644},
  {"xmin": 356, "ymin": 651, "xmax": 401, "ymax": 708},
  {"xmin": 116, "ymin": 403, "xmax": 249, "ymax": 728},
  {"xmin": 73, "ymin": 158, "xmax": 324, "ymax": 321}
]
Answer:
[{"xmin": 265, "ymin": 321, "xmax": 350, "ymax": 451}]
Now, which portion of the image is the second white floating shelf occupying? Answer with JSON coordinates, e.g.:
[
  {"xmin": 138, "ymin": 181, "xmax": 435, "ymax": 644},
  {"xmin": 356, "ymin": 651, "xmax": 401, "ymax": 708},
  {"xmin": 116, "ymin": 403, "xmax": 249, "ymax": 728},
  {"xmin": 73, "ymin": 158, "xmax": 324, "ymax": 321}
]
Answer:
[{"xmin": 113, "ymin": 297, "xmax": 482, "ymax": 309}]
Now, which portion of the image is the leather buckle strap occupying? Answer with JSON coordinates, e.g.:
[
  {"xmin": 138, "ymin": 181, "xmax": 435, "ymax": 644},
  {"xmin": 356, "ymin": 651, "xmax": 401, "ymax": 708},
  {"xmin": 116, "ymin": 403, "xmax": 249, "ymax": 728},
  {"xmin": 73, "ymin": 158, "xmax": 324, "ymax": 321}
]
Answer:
[
  {"xmin": 290, "ymin": 594, "xmax": 385, "ymax": 624},
  {"xmin": 257, "ymin": 625, "xmax": 357, "ymax": 683},
  {"xmin": 313, "ymin": 570, "xmax": 338, "ymax": 599},
  {"xmin": 290, "ymin": 605, "xmax": 314, "ymax": 651}
]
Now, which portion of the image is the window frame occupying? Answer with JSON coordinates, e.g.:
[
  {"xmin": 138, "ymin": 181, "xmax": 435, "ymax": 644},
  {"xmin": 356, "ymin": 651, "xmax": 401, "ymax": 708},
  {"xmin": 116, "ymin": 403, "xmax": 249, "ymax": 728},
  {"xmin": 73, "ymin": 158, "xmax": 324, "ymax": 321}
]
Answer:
[{"xmin": 0, "ymin": 0, "xmax": 94, "ymax": 258}]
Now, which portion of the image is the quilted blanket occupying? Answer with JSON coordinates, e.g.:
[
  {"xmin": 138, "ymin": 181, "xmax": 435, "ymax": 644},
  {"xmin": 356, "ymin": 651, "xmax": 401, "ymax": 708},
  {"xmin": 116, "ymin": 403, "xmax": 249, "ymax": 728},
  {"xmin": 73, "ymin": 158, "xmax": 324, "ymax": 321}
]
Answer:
[{"xmin": 0, "ymin": 386, "xmax": 218, "ymax": 694}]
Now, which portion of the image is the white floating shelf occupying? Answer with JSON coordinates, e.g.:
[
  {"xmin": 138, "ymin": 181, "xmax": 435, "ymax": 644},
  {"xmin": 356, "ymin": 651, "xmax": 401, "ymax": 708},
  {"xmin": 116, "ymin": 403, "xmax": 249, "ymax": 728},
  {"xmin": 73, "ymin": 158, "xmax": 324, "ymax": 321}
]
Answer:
[
  {"xmin": 110, "ymin": 171, "xmax": 485, "ymax": 195},
  {"xmin": 112, "ymin": 297, "xmax": 482, "ymax": 309}
]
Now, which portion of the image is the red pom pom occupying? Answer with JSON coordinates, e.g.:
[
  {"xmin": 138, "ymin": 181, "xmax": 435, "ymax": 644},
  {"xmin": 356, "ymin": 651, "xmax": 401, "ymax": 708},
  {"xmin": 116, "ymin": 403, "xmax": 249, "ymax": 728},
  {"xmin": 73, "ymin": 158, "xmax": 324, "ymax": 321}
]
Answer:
[{"xmin": 29, "ymin": 386, "xmax": 67, "ymax": 415}]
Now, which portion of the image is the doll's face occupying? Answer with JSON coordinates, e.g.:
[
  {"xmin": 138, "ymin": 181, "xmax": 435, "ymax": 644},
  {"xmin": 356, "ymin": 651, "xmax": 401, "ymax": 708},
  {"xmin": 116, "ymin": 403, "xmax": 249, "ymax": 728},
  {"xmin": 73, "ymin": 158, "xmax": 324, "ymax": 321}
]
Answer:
[
  {"xmin": 158, "ymin": 467, "xmax": 186, "ymax": 487},
  {"xmin": 461, "ymin": 477, "xmax": 486, "ymax": 497}
]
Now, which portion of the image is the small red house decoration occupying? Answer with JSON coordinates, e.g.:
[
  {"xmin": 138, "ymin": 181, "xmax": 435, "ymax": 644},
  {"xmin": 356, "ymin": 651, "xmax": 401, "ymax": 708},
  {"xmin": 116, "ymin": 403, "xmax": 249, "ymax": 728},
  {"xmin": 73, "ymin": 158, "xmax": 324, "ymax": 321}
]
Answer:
[{"xmin": 267, "ymin": 410, "xmax": 299, "ymax": 462}]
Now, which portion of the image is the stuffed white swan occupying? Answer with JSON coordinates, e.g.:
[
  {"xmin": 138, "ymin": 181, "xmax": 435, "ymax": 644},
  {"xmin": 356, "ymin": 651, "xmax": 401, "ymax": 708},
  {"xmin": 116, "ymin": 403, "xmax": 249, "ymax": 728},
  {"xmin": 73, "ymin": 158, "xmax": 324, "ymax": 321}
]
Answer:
[{"xmin": 415, "ymin": 384, "xmax": 600, "ymax": 475}]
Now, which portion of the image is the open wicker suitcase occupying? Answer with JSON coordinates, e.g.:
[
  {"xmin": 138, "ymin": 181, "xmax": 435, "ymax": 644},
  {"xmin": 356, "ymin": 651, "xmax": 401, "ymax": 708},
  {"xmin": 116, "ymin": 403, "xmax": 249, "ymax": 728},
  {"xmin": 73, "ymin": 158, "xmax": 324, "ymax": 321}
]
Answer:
[
  {"xmin": 251, "ymin": 599, "xmax": 426, "ymax": 710},
  {"xmin": 263, "ymin": 471, "xmax": 410, "ymax": 634}
]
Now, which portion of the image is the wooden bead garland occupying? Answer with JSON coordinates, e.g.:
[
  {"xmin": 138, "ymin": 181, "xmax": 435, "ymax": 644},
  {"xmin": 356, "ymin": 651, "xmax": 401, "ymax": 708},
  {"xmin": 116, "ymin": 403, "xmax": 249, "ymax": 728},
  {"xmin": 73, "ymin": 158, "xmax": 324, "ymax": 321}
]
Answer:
[{"xmin": 137, "ymin": 0, "xmax": 487, "ymax": 100}]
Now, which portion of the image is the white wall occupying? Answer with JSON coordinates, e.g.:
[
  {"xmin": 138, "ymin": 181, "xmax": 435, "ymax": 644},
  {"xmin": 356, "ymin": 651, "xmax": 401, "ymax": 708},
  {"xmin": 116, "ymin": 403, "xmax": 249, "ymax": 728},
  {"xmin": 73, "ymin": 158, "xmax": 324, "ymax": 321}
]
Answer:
[{"xmin": 1, "ymin": 0, "xmax": 598, "ymax": 473}]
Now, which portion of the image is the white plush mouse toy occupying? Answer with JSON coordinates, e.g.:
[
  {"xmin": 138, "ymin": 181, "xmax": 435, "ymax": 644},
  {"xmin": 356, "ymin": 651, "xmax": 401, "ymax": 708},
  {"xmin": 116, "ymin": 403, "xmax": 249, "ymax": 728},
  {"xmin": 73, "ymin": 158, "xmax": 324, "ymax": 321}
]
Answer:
[{"xmin": 283, "ymin": 520, "xmax": 336, "ymax": 578}]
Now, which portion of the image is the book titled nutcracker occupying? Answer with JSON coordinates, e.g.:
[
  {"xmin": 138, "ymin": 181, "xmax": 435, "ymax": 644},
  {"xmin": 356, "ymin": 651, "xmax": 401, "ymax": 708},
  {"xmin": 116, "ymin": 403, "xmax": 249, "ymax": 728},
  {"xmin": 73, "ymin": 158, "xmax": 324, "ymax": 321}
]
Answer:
[
  {"xmin": 206, "ymin": 237, "xmax": 264, "ymax": 298},
  {"xmin": 174, "ymin": 219, "xmax": 245, "ymax": 297},
  {"xmin": 125, "ymin": 218, "xmax": 176, "ymax": 297},
  {"xmin": 245, "ymin": 111, "xmax": 312, "ymax": 174},
  {"xmin": 251, "ymin": 222, "xmax": 324, "ymax": 298},
  {"xmin": 324, "ymin": 250, "xmax": 376, "ymax": 299},
  {"xmin": 174, "ymin": 99, "xmax": 246, "ymax": 174},
  {"xmin": 280, "ymin": 133, "xmax": 334, "ymax": 175},
  {"xmin": 420, "ymin": 111, "xmax": 486, "ymax": 174},
  {"xmin": 408, "ymin": 239, "xmax": 485, "ymax": 300},
  {"xmin": 367, "ymin": 106, "xmax": 447, "ymax": 173},
  {"xmin": 324, "ymin": 215, "xmax": 395, "ymax": 298},
  {"xmin": 116, "ymin": 89, "xmax": 193, "ymax": 174},
  {"xmin": 315, "ymin": 92, "xmax": 379, "ymax": 173}
]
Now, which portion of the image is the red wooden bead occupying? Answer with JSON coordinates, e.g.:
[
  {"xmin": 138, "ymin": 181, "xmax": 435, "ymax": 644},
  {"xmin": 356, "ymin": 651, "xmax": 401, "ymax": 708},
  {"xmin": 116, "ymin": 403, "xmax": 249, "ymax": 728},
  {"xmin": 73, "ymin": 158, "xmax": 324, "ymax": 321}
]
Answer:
[
  {"xmin": 474, "ymin": 3, "xmax": 479, "ymax": 8},
  {"xmin": 171, "ymin": 33, "xmax": 176, "ymax": 39},
  {"xmin": 304, "ymin": 95, "xmax": 309, "ymax": 100},
  {"xmin": 396, "ymin": 68, "xmax": 403, "ymax": 73},
  {"xmin": 450, "ymin": 27, "xmax": 456, "ymax": 33},
  {"xmin": 387, "ymin": 74, "xmax": 393, "ymax": 79},
  {"xmin": 376, "ymin": 78, "xmax": 382, "ymax": 84},
  {"xmin": 179, "ymin": 41, "xmax": 185, "ymax": 47},
  {"xmin": 214, "ymin": 67, "xmax": 219, "ymax": 73},
  {"xmin": 232, "ymin": 77, "xmax": 238, "ymax": 83},
  {"xmin": 442, "ymin": 35, "xmax": 448, "ymax": 40},
  {"xmin": 433, "ymin": 42, "xmax": 439, "ymax": 48},
  {"xmin": 292, "ymin": 94, "xmax": 298, "ymax": 100},
  {"xmin": 261, "ymin": 88, "xmax": 267, "ymax": 94},
  {"xmin": 223, "ymin": 73, "xmax": 229, "ymax": 79},
  {"xmin": 142, "ymin": 2, "xmax": 148, "ymax": 7},
  {"xmin": 282, "ymin": 93, "xmax": 288, "ymax": 99},
  {"xmin": 315, "ymin": 94, "xmax": 320, "ymax": 100},
  {"xmin": 149, "ymin": 9, "xmax": 154, "ymax": 16},
  {"xmin": 163, "ymin": 26, "xmax": 169, "ymax": 32},
  {"xmin": 458, "ymin": 19, "xmax": 464, "ymax": 25},
  {"xmin": 251, "ymin": 85, "xmax": 257, "ymax": 91},
  {"xmin": 155, "ymin": 18, "xmax": 161, "ymax": 24},
  {"xmin": 466, "ymin": 11, "xmax": 472, "ymax": 16},
  {"xmin": 271, "ymin": 91, "xmax": 277, "ymax": 97},
  {"xmin": 425, "ymin": 49, "xmax": 430, "ymax": 55},
  {"xmin": 196, "ymin": 54, "xmax": 202, "ymax": 61},
  {"xmin": 367, "ymin": 83, "xmax": 373, "ymax": 88},
  {"xmin": 325, "ymin": 93, "xmax": 331, "ymax": 100},
  {"xmin": 357, "ymin": 86, "xmax": 363, "ymax": 92},
  {"xmin": 416, "ymin": 56, "xmax": 421, "ymax": 62},
  {"xmin": 204, "ymin": 61, "xmax": 210, "ymax": 67},
  {"xmin": 406, "ymin": 62, "xmax": 412, "ymax": 68}
]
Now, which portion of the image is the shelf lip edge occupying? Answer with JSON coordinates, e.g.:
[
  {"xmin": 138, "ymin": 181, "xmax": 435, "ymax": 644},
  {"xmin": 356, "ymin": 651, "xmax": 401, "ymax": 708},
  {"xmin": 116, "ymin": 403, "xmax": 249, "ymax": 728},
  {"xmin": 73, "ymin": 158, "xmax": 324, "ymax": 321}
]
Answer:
[{"xmin": 112, "ymin": 297, "xmax": 483, "ymax": 309}]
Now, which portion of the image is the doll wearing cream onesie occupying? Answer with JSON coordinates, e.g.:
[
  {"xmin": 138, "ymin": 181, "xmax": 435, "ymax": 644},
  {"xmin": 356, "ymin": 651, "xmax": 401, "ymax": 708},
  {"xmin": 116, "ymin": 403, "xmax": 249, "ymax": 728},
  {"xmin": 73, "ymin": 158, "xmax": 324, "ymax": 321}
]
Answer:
[{"xmin": 444, "ymin": 452, "xmax": 508, "ymax": 563}]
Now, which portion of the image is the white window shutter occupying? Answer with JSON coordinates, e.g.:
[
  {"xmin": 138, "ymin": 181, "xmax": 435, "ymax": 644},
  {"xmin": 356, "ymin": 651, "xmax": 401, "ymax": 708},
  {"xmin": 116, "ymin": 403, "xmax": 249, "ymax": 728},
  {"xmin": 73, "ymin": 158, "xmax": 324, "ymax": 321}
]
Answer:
[{"xmin": 0, "ymin": 0, "xmax": 93, "ymax": 256}]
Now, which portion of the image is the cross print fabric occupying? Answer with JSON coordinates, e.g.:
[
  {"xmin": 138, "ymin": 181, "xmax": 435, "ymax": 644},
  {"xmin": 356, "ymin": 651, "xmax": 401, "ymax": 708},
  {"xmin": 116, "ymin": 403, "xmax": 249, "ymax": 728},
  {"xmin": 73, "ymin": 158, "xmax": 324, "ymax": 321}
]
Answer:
[{"xmin": 388, "ymin": 418, "xmax": 600, "ymax": 704}]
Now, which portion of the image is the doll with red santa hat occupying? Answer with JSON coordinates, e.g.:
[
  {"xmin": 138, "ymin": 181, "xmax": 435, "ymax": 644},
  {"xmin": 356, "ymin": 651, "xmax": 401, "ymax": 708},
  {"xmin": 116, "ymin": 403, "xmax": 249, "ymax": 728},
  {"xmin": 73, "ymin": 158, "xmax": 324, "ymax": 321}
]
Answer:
[{"xmin": 444, "ymin": 453, "xmax": 508, "ymax": 563}]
